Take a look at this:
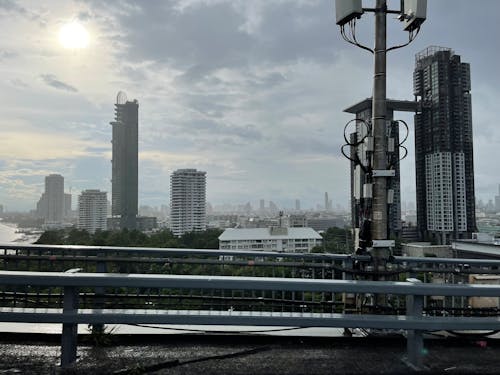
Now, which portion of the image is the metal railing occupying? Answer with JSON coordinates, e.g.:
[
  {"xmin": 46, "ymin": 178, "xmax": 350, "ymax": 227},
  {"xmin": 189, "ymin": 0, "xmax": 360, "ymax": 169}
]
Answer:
[
  {"xmin": 1, "ymin": 243, "xmax": 500, "ymax": 315},
  {"xmin": 1, "ymin": 270, "xmax": 500, "ymax": 369}
]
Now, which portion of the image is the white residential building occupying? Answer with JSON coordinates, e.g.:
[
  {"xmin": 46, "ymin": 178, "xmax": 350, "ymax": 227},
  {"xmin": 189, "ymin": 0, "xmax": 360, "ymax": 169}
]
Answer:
[
  {"xmin": 170, "ymin": 169, "xmax": 206, "ymax": 236},
  {"xmin": 218, "ymin": 227, "xmax": 323, "ymax": 253},
  {"xmin": 78, "ymin": 190, "xmax": 108, "ymax": 233}
]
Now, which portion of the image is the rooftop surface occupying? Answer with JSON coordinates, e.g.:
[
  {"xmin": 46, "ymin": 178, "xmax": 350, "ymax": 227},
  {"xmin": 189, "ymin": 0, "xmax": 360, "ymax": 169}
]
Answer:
[
  {"xmin": 1, "ymin": 334, "xmax": 500, "ymax": 374},
  {"xmin": 219, "ymin": 227, "xmax": 322, "ymax": 241}
]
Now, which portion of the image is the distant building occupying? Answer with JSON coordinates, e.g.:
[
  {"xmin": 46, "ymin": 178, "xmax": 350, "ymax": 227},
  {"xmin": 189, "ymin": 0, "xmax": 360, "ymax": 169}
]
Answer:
[
  {"xmin": 0, "ymin": 204, "xmax": 3, "ymax": 216},
  {"xmin": 219, "ymin": 227, "xmax": 322, "ymax": 252},
  {"xmin": 37, "ymin": 174, "xmax": 64, "ymax": 225},
  {"xmin": 64, "ymin": 193, "xmax": 72, "ymax": 219},
  {"xmin": 269, "ymin": 201, "xmax": 279, "ymax": 215},
  {"xmin": 401, "ymin": 223, "xmax": 420, "ymax": 243},
  {"xmin": 110, "ymin": 91, "xmax": 138, "ymax": 230},
  {"xmin": 295, "ymin": 199, "xmax": 301, "ymax": 211},
  {"xmin": 137, "ymin": 216, "xmax": 158, "ymax": 232},
  {"xmin": 170, "ymin": 169, "xmax": 207, "ymax": 236},
  {"xmin": 414, "ymin": 47, "xmax": 476, "ymax": 244},
  {"xmin": 288, "ymin": 214, "xmax": 307, "ymax": 228},
  {"xmin": 401, "ymin": 242, "xmax": 452, "ymax": 258},
  {"xmin": 495, "ymin": 185, "xmax": 500, "ymax": 213},
  {"xmin": 78, "ymin": 189, "xmax": 107, "ymax": 233},
  {"xmin": 307, "ymin": 217, "xmax": 347, "ymax": 233},
  {"xmin": 324, "ymin": 192, "xmax": 332, "ymax": 211}
]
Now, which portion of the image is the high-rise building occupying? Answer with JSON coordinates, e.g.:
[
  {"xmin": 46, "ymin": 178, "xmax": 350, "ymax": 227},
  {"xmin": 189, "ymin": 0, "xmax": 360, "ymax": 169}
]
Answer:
[
  {"xmin": 295, "ymin": 199, "xmax": 301, "ymax": 211},
  {"xmin": 170, "ymin": 169, "xmax": 206, "ymax": 236},
  {"xmin": 110, "ymin": 91, "xmax": 138, "ymax": 230},
  {"xmin": 259, "ymin": 199, "xmax": 265, "ymax": 211},
  {"xmin": 44, "ymin": 174, "xmax": 64, "ymax": 224},
  {"xmin": 495, "ymin": 185, "xmax": 500, "ymax": 213},
  {"xmin": 414, "ymin": 46, "xmax": 476, "ymax": 244},
  {"xmin": 344, "ymin": 98, "xmax": 417, "ymax": 244},
  {"xmin": 78, "ymin": 190, "xmax": 107, "ymax": 233},
  {"xmin": 64, "ymin": 193, "xmax": 72, "ymax": 219}
]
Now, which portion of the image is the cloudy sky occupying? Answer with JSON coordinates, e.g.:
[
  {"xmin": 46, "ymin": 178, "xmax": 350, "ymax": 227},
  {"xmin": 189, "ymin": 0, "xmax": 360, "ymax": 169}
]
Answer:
[{"xmin": 0, "ymin": 0, "xmax": 499, "ymax": 212}]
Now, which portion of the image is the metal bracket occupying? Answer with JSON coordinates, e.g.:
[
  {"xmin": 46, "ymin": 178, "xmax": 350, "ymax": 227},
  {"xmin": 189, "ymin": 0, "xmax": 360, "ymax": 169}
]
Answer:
[
  {"xmin": 372, "ymin": 240, "xmax": 395, "ymax": 248},
  {"xmin": 372, "ymin": 169, "xmax": 395, "ymax": 177}
]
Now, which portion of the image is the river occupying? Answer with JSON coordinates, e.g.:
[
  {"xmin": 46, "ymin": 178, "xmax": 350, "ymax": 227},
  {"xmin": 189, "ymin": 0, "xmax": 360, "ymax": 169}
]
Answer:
[{"xmin": 0, "ymin": 221, "xmax": 21, "ymax": 243}]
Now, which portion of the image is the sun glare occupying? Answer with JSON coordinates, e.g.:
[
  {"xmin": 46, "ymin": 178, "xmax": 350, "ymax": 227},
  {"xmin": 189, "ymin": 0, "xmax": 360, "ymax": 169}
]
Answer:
[{"xmin": 58, "ymin": 22, "xmax": 90, "ymax": 49}]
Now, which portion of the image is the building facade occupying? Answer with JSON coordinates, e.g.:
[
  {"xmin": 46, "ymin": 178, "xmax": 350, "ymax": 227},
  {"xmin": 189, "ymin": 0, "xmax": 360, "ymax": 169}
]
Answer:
[
  {"xmin": 78, "ymin": 189, "xmax": 107, "ymax": 233},
  {"xmin": 110, "ymin": 91, "xmax": 138, "ymax": 230},
  {"xmin": 170, "ymin": 169, "xmax": 206, "ymax": 236},
  {"xmin": 37, "ymin": 174, "xmax": 64, "ymax": 225},
  {"xmin": 219, "ymin": 227, "xmax": 322, "ymax": 252},
  {"xmin": 414, "ymin": 46, "xmax": 476, "ymax": 244}
]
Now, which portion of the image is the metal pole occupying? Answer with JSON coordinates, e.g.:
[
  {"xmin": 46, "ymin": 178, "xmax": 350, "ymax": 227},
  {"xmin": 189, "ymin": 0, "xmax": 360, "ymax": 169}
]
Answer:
[{"xmin": 371, "ymin": 0, "xmax": 390, "ymax": 266}]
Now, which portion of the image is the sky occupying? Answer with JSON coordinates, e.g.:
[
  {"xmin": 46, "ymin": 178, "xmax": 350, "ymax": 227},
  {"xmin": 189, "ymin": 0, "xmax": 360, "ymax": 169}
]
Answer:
[{"xmin": 0, "ymin": 0, "xmax": 499, "ymax": 212}]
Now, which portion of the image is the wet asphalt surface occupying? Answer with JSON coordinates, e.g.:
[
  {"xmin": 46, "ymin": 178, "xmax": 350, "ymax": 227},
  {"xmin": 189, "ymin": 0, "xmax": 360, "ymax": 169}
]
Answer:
[{"xmin": 0, "ymin": 334, "xmax": 500, "ymax": 374}]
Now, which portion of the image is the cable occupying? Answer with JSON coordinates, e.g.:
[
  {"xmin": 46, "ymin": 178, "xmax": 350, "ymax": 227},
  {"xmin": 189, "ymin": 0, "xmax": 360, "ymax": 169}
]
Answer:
[
  {"xmin": 340, "ymin": 21, "xmax": 374, "ymax": 54},
  {"xmin": 386, "ymin": 27, "xmax": 420, "ymax": 53},
  {"xmin": 394, "ymin": 119, "xmax": 410, "ymax": 146},
  {"xmin": 343, "ymin": 118, "xmax": 370, "ymax": 146},
  {"xmin": 126, "ymin": 323, "xmax": 307, "ymax": 334}
]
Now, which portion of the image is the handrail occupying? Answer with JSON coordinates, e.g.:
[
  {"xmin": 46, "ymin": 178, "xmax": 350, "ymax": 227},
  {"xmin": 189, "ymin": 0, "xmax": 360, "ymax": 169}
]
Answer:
[
  {"xmin": 1, "ymin": 269, "xmax": 500, "ymax": 369},
  {"xmin": 1, "ymin": 270, "xmax": 500, "ymax": 297},
  {"xmin": 2, "ymin": 243, "xmax": 500, "ymax": 267}
]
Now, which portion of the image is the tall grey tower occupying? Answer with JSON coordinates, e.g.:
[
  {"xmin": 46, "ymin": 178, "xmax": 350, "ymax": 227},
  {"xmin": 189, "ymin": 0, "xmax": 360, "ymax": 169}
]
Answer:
[
  {"xmin": 170, "ymin": 169, "xmax": 206, "ymax": 236},
  {"xmin": 110, "ymin": 91, "xmax": 138, "ymax": 230},
  {"xmin": 414, "ymin": 47, "xmax": 476, "ymax": 244},
  {"xmin": 44, "ymin": 174, "xmax": 64, "ymax": 224}
]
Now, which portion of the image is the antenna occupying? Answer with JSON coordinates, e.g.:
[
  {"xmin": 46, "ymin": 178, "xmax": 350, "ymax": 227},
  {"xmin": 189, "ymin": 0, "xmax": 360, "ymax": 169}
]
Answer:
[{"xmin": 116, "ymin": 91, "xmax": 128, "ymax": 105}]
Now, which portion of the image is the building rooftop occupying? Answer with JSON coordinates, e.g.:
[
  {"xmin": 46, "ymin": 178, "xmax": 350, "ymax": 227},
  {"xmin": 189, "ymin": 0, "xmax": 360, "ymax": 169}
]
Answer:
[
  {"xmin": 219, "ymin": 227, "xmax": 322, "ymax": 241},
  {"xmin": 415, "ymin": 45, "xmax": 454, "ymax": 62},
  {"xmin": 343, "ymin": 98, "xmax": 417, "ymax": 114}
]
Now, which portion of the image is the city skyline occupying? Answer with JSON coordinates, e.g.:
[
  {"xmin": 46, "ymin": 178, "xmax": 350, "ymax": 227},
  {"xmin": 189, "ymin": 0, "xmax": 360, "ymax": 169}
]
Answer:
[{"xmin": 0, "ymin": 1, "xmax": 499, "ymax": 212}]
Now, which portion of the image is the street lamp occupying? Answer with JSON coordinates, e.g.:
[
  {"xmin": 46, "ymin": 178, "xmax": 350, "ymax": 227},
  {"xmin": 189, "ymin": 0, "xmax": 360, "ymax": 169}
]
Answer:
[{"xmin": 335, "ymin": 0, "xmax": 426, "ymax": 270}]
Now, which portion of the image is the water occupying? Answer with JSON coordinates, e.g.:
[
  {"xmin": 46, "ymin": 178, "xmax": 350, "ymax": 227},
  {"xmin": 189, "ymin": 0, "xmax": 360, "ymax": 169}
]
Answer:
[{"xmin": 0, "ymin": 221, "xmax": 21, "ymax": 243}]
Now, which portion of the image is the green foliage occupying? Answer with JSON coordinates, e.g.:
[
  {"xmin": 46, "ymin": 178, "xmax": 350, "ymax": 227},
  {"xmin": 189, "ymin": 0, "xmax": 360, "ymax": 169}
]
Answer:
[
  {"xmin": 319, "ymin": 227, "xmax": 354, "ymax": 254},
  {"xmin": 35, "ymin": 230, "xmax": 65, "ymax": 245},
  {"xmin": 35, "ymin": 227, "xmax": 223, "ymax": 249}
]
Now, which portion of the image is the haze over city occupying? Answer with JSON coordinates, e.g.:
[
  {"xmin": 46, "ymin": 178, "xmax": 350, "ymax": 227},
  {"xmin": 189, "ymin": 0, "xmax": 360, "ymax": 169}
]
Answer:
[{"xmin": 0, "ymin": 0, "xmax": 499, "ymax": 212}]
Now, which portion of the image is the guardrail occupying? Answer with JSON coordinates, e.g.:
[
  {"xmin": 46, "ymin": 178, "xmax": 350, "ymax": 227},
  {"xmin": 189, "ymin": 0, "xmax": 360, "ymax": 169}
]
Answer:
[
  {"xmin": 1, "ymin": 270, "xmax": 500, "ymax": 369},
  {"xmin": 2, "ymin": 243, "xmax": 499, "ymax": 315}
]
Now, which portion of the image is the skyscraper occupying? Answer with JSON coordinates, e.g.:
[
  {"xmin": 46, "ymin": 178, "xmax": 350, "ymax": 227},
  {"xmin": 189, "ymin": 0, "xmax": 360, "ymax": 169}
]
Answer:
[
  {"xmin": 495, "ymin": 185, "xmax": 500, "ymax": 213},
  {"xmin": 110, "ymin": 91, "xmax": 138, "ymax": 230},
  {"xmin": 44, "ymin": 174, "xmax": 64, "ymax": 224},
  {"xmin": 78, "ymin": 190, "xmax": 107, "ymax": 233},
  {"xmin": 413, "ymin": 46, "xmax": 476, "ymax": 244},
  {"xmin": 170, "ymin": 169, "xmax": 206, "ymax": 236}
]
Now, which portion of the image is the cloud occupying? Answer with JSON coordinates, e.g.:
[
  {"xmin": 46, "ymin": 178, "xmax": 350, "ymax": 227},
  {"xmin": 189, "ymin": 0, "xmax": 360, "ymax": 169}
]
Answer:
[
  {"xmin": 40, "ymin": 74, "xmax": 78, "ymax": 93},
  {"xmin": 0, "ymin": 0, "xmax": 27, "ymax": 15}
]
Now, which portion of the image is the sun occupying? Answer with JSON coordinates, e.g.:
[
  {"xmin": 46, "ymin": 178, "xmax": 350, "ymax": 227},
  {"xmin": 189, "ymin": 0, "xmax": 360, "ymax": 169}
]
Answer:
[{"xmin": 58, "ymin": 21, "xmax": 90, "ymax": 49}]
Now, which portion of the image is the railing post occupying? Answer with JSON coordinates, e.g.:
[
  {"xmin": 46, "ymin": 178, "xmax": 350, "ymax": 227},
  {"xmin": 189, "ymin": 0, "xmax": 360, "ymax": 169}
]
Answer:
[
  {"xmin": 92, "ymin": 252, "xmax": 107, "ymax": 334},
  {"xmin": 61, "ymin": 286, "xmax": 78, "ymax": 369},
  {"xmin": 405, "ymin": 278, "xmax": 425, "ymax": 370}
]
